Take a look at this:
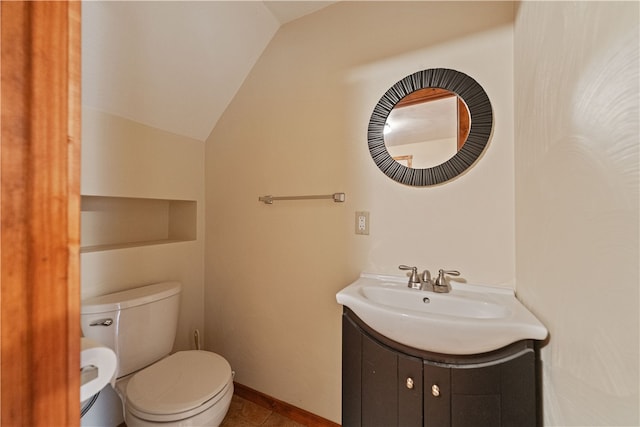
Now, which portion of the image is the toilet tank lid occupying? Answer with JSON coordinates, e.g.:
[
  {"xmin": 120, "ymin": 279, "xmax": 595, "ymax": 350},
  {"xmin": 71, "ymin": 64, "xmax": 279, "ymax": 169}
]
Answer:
[{"xmin": 81, "ymin": 282, "xmax": 181, "ymax": 314}]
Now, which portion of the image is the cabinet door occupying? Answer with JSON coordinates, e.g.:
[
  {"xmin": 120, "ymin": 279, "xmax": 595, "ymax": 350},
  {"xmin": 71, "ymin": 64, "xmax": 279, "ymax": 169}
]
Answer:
[
  {"xmin": 451, "ymin": 351, "xmax": 537, "ymax": 427},
  {"xmin": 342, "ymin": 314, "xmax": 363, "ymax": 427},
  {"xmin": 424, "ymin": 350, "xmax": 537, "ymax": 427},
  {"xmin": 361, "ymin": 332, "xmax": 398, "ymax": 427},
  {"xmin": 450, "ymin": 364, "xmax": 501, "ymax": 427},
  {"xmin": 343, "ymin": 311, "xmax": 423, "ymax": 427},
  {"xmin": 424, "ymin": 363, "xmax": 451, "ymax": 427},
  {"xmin": 500, "ymin": 349, "xmax": 536, "ymax": 426},
  {"xmin": 398, "ymin": 353, "xmax": 423, "ymax": 426}
]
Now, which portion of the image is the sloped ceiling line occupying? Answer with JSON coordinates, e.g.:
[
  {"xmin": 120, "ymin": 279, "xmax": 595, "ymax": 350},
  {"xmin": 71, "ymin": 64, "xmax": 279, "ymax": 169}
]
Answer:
[{"xmin": 82, "ymin": 1, "xmax": 336, "ymax": 142}]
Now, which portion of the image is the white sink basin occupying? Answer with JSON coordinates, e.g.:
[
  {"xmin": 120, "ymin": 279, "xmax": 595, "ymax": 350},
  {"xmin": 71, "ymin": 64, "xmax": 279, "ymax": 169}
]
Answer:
[{"xmin": 336, "ymin": 273, "xmax": 548, "ymax": 355}]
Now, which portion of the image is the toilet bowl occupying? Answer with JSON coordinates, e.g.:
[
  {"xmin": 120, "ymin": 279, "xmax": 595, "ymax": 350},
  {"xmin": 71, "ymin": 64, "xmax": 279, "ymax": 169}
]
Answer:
[
  {"xmin": 117, "ymin": 351, "xmax": 234, "ymax": 427},
  {"xmin": 81, "ymin": 282, "xmax": 233, "ymax": 427}
]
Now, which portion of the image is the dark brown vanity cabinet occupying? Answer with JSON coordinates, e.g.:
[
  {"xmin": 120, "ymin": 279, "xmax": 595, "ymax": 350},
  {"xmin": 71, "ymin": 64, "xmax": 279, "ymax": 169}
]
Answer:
[{"xmin": 342, "ymin": 308, "xmax": 538, "ymax": 427}]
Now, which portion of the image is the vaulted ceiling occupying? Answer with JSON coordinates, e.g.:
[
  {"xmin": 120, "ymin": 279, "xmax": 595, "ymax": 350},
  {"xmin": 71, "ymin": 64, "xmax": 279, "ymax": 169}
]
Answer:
[{"xmin": 82, "ymin": 1, "xmax": 335, "ymax": 141}]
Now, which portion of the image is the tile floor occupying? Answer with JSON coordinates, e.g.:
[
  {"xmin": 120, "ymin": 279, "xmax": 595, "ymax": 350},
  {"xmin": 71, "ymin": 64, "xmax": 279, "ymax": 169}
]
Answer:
[{"xmin": 221, "ymin": 394, "xmax": 305, "ymax": 427}]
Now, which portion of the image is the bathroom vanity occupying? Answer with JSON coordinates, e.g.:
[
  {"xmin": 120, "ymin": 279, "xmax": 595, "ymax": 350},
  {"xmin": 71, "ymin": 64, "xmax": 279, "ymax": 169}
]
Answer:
[
  {"xmin": 337, "ymin": 273, "xmax": 547, "ymax": 427},
  {"xmin": 343, "ymin": 308, "xmax": 537, "ymax": 427}
]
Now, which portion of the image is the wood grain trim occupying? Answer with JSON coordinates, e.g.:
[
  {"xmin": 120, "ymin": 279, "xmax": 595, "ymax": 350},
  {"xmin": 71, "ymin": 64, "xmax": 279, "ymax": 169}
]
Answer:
[
  {"xmin": 234, "ymin": 382, "xmax": 340, "ymax": 427},
  {"xmin": 1, "ymin": 2, "xmax": 81, "ymax": 425},
  {"xmin": 67, "ymin": 1, "xmax": 82, "ymax": 420},
  {"xmin": 395, "ymin": 87, "xmax": 454, "ymax": 108}
]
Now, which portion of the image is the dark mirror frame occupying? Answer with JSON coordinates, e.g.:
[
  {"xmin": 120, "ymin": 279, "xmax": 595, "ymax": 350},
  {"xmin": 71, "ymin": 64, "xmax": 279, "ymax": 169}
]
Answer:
[{"xmin": 368, "ymin": 68, "xmax": 493, "ymax": 186}]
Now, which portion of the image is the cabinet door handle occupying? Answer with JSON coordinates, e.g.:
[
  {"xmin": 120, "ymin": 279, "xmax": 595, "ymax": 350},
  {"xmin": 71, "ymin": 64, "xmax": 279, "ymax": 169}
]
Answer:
[
  {"xmin": 405, "ymin": 377, "xmax": 414, "ymax": 389},
  {"xmin": 431, "ymin": 384, "xmax": 440, "ymax": 397}
]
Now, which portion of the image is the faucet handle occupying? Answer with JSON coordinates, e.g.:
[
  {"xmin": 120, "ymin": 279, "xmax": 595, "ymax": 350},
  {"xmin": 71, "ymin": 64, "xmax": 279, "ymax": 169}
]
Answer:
[
  {"xmin": 399, "ymin": 265, "xmax": 421, "ymax": 289},
  {"xmin": 435, "ymin": 269, "xmax": 460, "ymax": 287},
  {"xmin": 440, "ymin": 269, "xmax": 460, "ymax": 276}
]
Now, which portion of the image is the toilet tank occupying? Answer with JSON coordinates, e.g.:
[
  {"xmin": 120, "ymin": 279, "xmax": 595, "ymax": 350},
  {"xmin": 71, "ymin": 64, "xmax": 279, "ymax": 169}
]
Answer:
[{"xmin": 80, "ymin": 282, "xmax": 181, "ymax": 378}]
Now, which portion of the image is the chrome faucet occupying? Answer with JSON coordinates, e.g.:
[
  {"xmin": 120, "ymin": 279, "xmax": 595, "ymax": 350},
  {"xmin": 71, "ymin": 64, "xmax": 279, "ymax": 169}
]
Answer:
[{"xmin": 399, "ymin": 265, "xmax": 460, "ymax": 293}]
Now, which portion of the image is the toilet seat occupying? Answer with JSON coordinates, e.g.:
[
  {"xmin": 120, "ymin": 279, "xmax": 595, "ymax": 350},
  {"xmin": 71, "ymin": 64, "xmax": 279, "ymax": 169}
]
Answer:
[{"xmin": 125, "ymin": 350, "xmax": 232, "ymax": 423}]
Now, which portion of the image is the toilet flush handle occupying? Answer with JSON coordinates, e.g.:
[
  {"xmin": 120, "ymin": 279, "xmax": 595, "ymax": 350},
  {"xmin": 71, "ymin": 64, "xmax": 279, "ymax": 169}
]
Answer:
[{"xmin": 89, "ymin": 318, "xmax": 113, "ymax": 327}]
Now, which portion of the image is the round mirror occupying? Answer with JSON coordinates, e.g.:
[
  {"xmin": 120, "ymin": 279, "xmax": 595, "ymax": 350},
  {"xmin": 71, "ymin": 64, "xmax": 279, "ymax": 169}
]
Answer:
[{"xmin": 368, "ymin": 68, "xmax": 492, "ymax": 186}]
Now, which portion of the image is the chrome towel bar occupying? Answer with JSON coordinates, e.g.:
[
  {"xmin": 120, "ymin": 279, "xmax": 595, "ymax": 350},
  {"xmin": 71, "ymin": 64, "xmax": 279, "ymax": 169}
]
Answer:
[{"xmin": 258, "ymin": 192, "xmax": 345, "ymax": 205}]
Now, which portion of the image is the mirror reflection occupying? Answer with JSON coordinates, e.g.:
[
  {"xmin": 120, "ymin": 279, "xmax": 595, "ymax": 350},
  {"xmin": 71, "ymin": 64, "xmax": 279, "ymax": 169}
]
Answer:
[{"xmin": 385, "ymin": 88, "xmax": 470, "ymax": 169}]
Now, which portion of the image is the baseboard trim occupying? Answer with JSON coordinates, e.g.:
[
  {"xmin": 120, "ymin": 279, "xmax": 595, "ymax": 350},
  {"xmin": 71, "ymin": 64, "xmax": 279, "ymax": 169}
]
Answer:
[{"xmin": 233, "ymin": 382, "xmax": 340, "ymax": 427}]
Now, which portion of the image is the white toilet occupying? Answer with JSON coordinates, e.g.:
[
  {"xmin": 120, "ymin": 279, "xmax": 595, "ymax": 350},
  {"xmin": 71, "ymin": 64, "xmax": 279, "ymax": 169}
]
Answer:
[{"xmin": 80, "ymin": 282, "xmax": 233, "ymax": 427}]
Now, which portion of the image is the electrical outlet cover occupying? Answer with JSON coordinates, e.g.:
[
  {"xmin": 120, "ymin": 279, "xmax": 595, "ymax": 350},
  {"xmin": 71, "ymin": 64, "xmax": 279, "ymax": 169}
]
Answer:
[{"xmin": 355, "ymin": 211, "xmax": 370, "ymax": 235}]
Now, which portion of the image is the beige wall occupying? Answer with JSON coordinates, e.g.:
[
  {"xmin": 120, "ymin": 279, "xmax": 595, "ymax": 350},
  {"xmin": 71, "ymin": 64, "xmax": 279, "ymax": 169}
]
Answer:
[
  {"xmin": 514, "ymin": 2, "xmax": 639, "ymax": 425},
  {"xmin": 81, "ymin": 108, "xmax": 206, "ymax": 425},
  {"xmin": 81, "ymin": 106, "xmax": 205, "ymax": 351},
  {"xmin": 205, "ymin": 2, "xmax": 515, "ymax": 422}
]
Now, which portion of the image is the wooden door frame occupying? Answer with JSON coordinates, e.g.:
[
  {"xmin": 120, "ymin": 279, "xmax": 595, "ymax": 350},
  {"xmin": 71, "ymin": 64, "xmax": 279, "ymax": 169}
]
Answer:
[{"xmin": 1, "ymin": 1, "xmax": 81, "ymax": 426}]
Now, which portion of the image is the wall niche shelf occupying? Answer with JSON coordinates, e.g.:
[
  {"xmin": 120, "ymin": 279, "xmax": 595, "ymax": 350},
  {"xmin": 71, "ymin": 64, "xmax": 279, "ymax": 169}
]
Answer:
[{"xmin": 81, "ymin": 195, "xmax": 196, "ymax": 253}]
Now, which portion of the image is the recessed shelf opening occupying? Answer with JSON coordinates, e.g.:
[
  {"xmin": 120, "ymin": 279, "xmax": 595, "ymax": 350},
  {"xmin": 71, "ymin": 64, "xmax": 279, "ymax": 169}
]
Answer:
[{"xmin": 81, "ymin": 196, "xmax": 196, "ymax": 252}]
